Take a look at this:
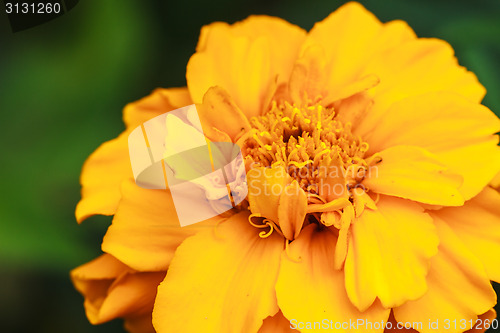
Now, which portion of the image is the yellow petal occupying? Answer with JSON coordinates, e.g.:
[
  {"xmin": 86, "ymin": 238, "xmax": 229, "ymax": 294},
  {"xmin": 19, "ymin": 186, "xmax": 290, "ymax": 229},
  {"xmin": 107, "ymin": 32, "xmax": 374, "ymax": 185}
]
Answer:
[
  {"xmin": 95, "ymin": 272, "xmax": 164, "ymax": 324},
  {"xmin": 71, "ymin": 254, "xmax": 132, "ymax": 280},
  {"xmin": 432, "ymin": 187, "xmax": 500, "ymax": 282},
  {"xmin": 333, "ymin": 91, "xmax": 373, "ymax": 130},
  {"xmin": 278, "ymin": 180, "xmax": 307, "ymax": 240},
  {"xmin": 437, "ymin": 139, "xmax": 500, "ymax": 200},
  {"xmin": 102, "ymin": 179, "xmax": 221, "ymax": 272},
  {"xmin": 76, "ymin": 88, "xmax": 191, "ymax": 222},
  {"xmin": 316, "ymin": 152, "xmax": 348, "ymax": 202},
  {"xmin": 197, "ymin": 86, "xmax": 251, "ymax": 142},
  {"xmin": 344, "ymin": 196, "xmax": 439, "ymax": 310},
  {"xmin": 75, "ymin": 131, "xmax": 132, "ymax": 222},
  {"xmin": 360, "ymin": 93, "xmax": 500, "ymax": 153},
  {"xmin": 360, "ymin": 38, "xmax": 485, "ymax": 116},
  {"xmin": 123, "ymin": 88, "xmax": 192, "ymax": 129},
  {"xmin": 258, "ymin": 311, "xmax": 294, "ymax": 333},
  {"xmin": 363, "ymin": 145, "xmax": 464, "ymax": 206},
  {"xmin": 187, "ymin": 16, "xmax": 306, "ymax": 118},
  {"xmin": 289, "ymin": 44, "xmax": 328, "ymax": 103},
  {"xmin": 247, "ymin": 165, "xmax": 289, "ymax": 223},
  {"xmin": 301, "ymin": 2, "xmax": 416, "ymax": 103},
  {"xmin": 247, "ymin": 165, "xmax": 308, "ymax": 240},
  {"xmin": 71, "ymin": 254, "xmax": 165, "ymax": 325},
  {"xmin": 393, "ymin": 218, "xmax": 496, "ymax": 333},
  {"xmin": 357, "ymin": 92, "xmax": 500, "ymax": 200},
  {"xmin": 276, "ymin": 224, "xmax": 389, "ymax": 332},
  {"xmin": 302, "ymin": 2, "xmax": 484, "ymax": 120},
  {"xmin": 152, "ymin": 212, "xmax": 284, "ymax": 333}
]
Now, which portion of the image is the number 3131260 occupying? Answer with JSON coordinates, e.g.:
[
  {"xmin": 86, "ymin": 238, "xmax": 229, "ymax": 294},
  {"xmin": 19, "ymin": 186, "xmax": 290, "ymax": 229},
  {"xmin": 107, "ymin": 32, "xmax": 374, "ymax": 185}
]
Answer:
[{"xmin": 5, "ymin": 2, "xmax": 61, "ymax": 14}]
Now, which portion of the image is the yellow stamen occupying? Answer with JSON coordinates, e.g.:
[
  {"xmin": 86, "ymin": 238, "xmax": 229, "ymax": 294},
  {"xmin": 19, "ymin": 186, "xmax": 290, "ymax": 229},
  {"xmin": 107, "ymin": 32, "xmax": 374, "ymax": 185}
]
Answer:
[
  {"xmin": 334, "ymin": 205, "xmax": 354, "ymax": 270},
  {"xmin": 259, "ymin": 219, "xmax": 274, "ymax": 238}
]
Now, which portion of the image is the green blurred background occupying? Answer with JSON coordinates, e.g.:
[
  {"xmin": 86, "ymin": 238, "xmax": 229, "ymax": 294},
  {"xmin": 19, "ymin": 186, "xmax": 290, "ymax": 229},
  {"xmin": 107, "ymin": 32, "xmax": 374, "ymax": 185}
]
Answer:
[{"xmin": 1, "ymin": 0, "xmax": 499, "ymax": 332}]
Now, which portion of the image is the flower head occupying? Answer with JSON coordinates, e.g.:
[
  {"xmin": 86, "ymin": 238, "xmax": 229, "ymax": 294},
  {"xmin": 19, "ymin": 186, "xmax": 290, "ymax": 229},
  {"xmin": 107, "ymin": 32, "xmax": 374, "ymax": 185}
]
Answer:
[{"xmin": 72, "ymin": 2, "xmax": 500, "ymax": 332}]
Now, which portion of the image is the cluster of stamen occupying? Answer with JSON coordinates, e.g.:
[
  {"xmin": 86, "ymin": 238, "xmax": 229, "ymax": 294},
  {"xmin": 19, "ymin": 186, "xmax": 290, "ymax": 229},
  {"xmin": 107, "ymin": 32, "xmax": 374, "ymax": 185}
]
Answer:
[
  {"xmin": 240, "ymin": 101, "xmax": 381, "ymax": 266},
  {"xmin": 242, "ymin": 101, "xmax": 374, "ymax": 196}
]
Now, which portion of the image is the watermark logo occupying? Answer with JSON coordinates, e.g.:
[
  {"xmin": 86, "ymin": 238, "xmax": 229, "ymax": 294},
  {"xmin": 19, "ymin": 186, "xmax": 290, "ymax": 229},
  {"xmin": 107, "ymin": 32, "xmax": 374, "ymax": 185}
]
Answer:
[{"xmin": 128, "ymin": 105, "xmax": 248, "ymax": 227}]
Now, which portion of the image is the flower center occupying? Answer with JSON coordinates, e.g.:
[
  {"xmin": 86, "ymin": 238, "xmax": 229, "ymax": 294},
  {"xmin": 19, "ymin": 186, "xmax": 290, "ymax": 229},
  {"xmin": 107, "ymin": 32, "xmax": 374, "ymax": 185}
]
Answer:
[
  {"xmin": 241, "ymin": 101, "xmax": 381, "ymax": 266},
  {"xmin": 242, "ymin": 101, "xmax": 379, "ymax": 203}
]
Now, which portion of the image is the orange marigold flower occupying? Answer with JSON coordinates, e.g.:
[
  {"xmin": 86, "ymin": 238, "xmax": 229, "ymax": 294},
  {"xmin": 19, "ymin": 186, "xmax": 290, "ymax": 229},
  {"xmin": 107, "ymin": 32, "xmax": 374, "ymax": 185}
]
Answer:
[{"xmin": 72, "ymin": 2, "xmax": 500, "ymax": 332}]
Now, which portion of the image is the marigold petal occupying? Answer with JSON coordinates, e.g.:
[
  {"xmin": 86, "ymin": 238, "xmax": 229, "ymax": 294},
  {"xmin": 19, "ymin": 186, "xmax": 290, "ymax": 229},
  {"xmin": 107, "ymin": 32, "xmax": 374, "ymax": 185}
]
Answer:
[
  {"xmin": 102, "ymin": 179, "xmax": 221, "ymax": 272},
  {"xmin": 289, "ymin": 44, "xmax": 328, "ymax": 103},
  {"xmin": 71, "ymin": 254, "xmax": 132, "ymax": 280},
  {"xmin": 467, "ymin": 309, "xmax": 497, "ymax": 333},
  {"xmin": 358, "ymin": 92, "xmax": 500, "ymax": 200},
  {"xmin": 437, "ymin": 139, "xmax": 500, "ymax": 200},
  {"xmin": 71, "ymin": 254, "xmax": 165, "ymax": 325},
  {"xmin": 123, "ymin": 88, "xmax": 192, "ymax": 129},
  {"xmin": 359, "ymin": 38, "xmax": 485, "ymax": 116},
  {"xmin": 301, "ymin": 2, "xmax": 416, "ymax": 102},
  {"xmin": 278, "ymin": 180, "xmax": 307, "ymax": 240},
  {"xmin": 247, "ymin": 166, "xmax": 289, "ymax": 223},
  {"xmin": 187, "ymin": 16, "xmax": 306, "ymax": 118},
  {"xmin": 491, "ymin": 172, "xmax": 500, "ymax": 190},
  {"xmin": 432, "ymin": 187, "xmax": 500, "ymax": 283},
  {"xmin": 76, "ymin": 88, "xmax": 191, "ymax": 222},
  {"xmin": 124, "ymin": 315, "xmax": 156, "ymax": 333},
  {"xmin": 393, "ymin": 218, "xmax": 496, "ymax": 333},
  {"xmin": 247, "ymin": 165, "xmax": 308, "ymax": 240},
  {"xmin": 363, "ymin": 145, "xmax": 464, "ymax": 206},
  {"xmin": 276, "ymin": 224, "xmax": 389, "ymax": 332},
  {"xmin": 258, "ymin": 311, "xmax": 294, "ymax": 333},
  {"xmin": 152, "ymin": 212, "xmax": 283, "ymax": 333},
  {"xmin": 360, "ymin": 92, "xmax": 500, "ymax": 154},
  {"xmin": 95, "ymin": 272, "xmax": 164, "ymax": 324},
  {"xmin": 333, "ymin": 91, "xmax": 373, "ymax": 129},
  {"xmin": 75, "ymin": 131, "xmax": 132, "ymax": 223},
  {"xmin": 344, "ymin": 196, "xmax": 439, "ymax": 310},
  {"xmin": 383, "ymin": 312, "xmax": 418, "ymax": 332},
  {"xmin": 197, "ymin": 86, "xmax": 251, "ymax": 142}
]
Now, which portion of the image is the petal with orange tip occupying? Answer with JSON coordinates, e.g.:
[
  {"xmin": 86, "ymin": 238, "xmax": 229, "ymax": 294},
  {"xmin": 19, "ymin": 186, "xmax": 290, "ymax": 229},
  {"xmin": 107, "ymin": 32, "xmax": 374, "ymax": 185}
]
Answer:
[{"xmin": 71, "ymin": 254, "xmax": 165, "ymax": 325}]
